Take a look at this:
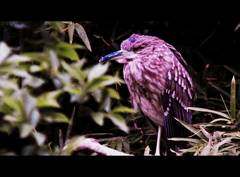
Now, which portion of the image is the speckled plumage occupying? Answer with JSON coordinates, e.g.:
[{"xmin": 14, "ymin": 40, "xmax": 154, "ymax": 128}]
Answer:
[{"xmin": 100, "ymin": 34, "xmax": 196, "ymax": 154}]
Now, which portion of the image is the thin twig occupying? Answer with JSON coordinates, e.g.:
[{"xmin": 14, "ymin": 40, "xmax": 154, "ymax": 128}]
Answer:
[
  {"xmin": 199, "ymin": 31, "xmax": 215, "ymax": 47},
  {"xmin": 59, "ymin": 129, "xmax": 63, "ymax": 149},
  {"xmin": 65, "ymin": 106, "xmax": 76, "ymax": 143}
]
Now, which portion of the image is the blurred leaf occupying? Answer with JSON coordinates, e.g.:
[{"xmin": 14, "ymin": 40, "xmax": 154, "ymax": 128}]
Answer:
[
  {"xmin": 57, "ymin": 44, "xmax": 80, "ymax": 61},
  {"xmin": 30, "ymin": 65, "xmax": 44, "ymax": 73},
  {"xmin": 6, "ymin": 54, "xmax": 30, "ymax": 64},
  {"xmin": 144, "ymin": 145, "xmax": 151, "ymax": 156},
  {"xmin": 91, "ymin": 112, "xmax": 104, "ymax": 126},
  {"xmin": 41, "ymin": 112, "xmax": 69, "ymax": 123},
  {"xmin": 32, "ymin": 132, "xmax": 46, "ymax": 146},
  {"xmin": 49, "ymin": 50, "xmax": 60, "ymax": 72},
  {"xmin": 105, "ymin": 113, "xmax": 129, "ymax": 133},
  {"xmin": 107, "ymin": 88, "xmax": 120, "ymax": 100},
  {"xmin": 88, "ymin": 62, "xmax": 109, "ymax": 82},
  {"xmin": 0, "ymin": 78, "xmax": 18, "ymax": 91},
  {"xmin": 61, "ymin": 61, "xmax": 84, "ymax": 84},
  {"xmin": 92, "ymin": 89, "xmax": 102, "ymax": 103},
  {"xmin": 112, "ymin": 106, "xmax": 135, "ymax": 113},
  {"xmin": 2, "ymin": 97, "xmax": 24, "ymax": 115},
  {"xmin": 116, "ymin": 139, "xmax": 123, "ymax": 151},
  {"xmin": 68, "ymin": 22, "xmax": 75, "ymax": 44},
  {"xmin": 187, "ymin": 107, "xmax": 231, "ymax": 119},
  {"xmin": 20, "ymin": 123, "xmax": 33, "ymax": 138},
  {"xmin": 23, "ymin": 76, "xmax": 44, "ymax": 88},
  {"xmin": 0, "ymin": 42, "xmax": 11, "ymax": 64},
  {"xmin": 63, "ymin": 136, "xmax": 86, "ymax": 154},
  {"xmin": 30, "ymin": 109, "xmax": 40, "ymax": 127},
  {"xmin": 208, "ymin": 81, "xmax": 230, "ymax": 98},
  {"xmin": 48, "ymin": 21, "xmax": 65, "ymax": 32},
  {"xmin": 3, "ymin": 114, "xmax": 21, "ymax": 122},
  {"xmin": 122, "ymin": 139, "xmax": 130, "ymax": 153},
  {"xmin": 235, "ymin": 23, "xmax": 240, "ymax": 32},
  {"xmin": 230, "ymin": 75, "xmax": 236, "ymax": 119},
  {"xmin": 224, "ymin": 65, "xmax": 240, "ymax": 77},
  {"xmin": 37, "ymin": 90, "xmax": 62, "ymax": 108},
  {"xmin": 99, "ymin": 89, "xmax": 111, "ymax": 112},
  {"xmin": 75, "ymin": 23, "xmax": 92, "ymax": 52},
  {"xmin": 98, "ymin": 76, "xmax": 124, "ymax": 87}
]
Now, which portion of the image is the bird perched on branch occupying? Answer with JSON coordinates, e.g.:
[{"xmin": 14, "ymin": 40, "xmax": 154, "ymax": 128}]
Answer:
[{"xmin": 99, "ymin": 34, "xmax": 196, "ymax": 155}]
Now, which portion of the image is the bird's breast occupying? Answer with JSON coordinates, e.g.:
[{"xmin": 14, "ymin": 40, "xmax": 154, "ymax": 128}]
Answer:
[{"xmin": 123, "ymin": 61, "xmax": 166, "ymax": 126}]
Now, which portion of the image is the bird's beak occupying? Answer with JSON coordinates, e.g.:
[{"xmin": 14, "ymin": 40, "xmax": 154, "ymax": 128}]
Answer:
[{"xmin": 99, "ymin": 50, "xmax": 134, "ymax": 64}]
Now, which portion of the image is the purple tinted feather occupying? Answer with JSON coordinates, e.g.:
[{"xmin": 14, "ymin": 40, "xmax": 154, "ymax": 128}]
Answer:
[{"xmin": 102, "ymin": 34, "xmax": 196, "ymax": 153}]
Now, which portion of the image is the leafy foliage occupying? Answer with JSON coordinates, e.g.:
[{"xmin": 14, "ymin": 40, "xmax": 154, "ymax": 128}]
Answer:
[
  {"xmin": 169, "ymin": 76, "xmax": 240, "ymax": 156},
  {"xmin": 0, "ymin": 21, "xmax": 134, "ymax": 155}
]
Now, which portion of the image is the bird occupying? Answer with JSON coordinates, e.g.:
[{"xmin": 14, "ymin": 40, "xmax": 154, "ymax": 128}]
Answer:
[{"xmin": 99, "ymin": 34, "xmax": 196, "ymax": 155}]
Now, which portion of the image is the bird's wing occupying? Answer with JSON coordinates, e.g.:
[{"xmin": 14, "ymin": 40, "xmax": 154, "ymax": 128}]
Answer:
[{"xmin": 161, "ymin": 44, "xmax": 196, "ymax": 151}]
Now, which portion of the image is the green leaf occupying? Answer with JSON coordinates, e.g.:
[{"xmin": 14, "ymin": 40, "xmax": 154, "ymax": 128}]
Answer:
[
  {"xmin": 75, "ymin": 23, "xmax": 92, "ymax": 52},
  {"xmin": 37, "ymin": 90, "xmax": 62, "ymax": 108},
  {"xmin": 107, "ymin": 88, "xmax": 120, "ymax": 100},
  {"xmin": 63, "ymin": 136, "xmax": 86, "ymax": 154},
  {"xmin": 230, "ymin": 75, "xmax": 236, "ymax": 119},
  {"xmin": 41, "ymin": 112, "xmax": 69, "ymax": 123},
  {"xmin": 91, "ymin": 112, "xmax": 104, "ymax": 126},
  {"xmin": 98, "ymin": 76, "xmax": 125, "ymax": 86},
  {"xmin": 187, "ymin": 107, "xmax": 231, "ymax": 119},
  {"xmin": 105, "ymin": 113, "xmax": 129, "ymax": 133},
  {"xmin": 2, "ymin": 97, "xmax": 24, "ymax": 115},
  {"xmin": 57, "ymin": 45, "xmax": 79, "ymax": 61},
  {"xmin": 112, "ymin": 106, "xmax": 135, "ymax": 113},
  {"xmin": 68, "ymin": 22, "xmax": 75, "ymax": 44},
  {"xmin": 48, "ymin": 21, "xmax": 65, "ymax": 32}
]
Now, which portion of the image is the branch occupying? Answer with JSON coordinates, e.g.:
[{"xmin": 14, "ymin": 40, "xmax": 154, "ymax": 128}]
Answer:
[{"xmin": 64, "ymin": 138, "xmax": 133, "ymax": 156}]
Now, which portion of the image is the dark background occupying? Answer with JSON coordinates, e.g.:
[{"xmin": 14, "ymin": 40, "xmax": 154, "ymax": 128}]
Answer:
[{"xmin": 0, "ymin": 21, "xmax": 240, "ymax": 155}]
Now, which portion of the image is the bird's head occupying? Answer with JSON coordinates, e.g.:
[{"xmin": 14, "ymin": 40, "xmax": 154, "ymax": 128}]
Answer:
[{"xmin": 99, "ymin": 34, "xmax": 162, "ymax": 64}]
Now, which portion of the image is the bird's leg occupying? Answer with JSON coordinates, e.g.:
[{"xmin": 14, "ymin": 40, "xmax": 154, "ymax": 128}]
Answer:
[
  {"xmin": 155, "ymin": 125, "xmax": 162, "ymax": 156},
  {"xmin": 133, "ymin": 119, "xmax": 144, "ymax": 136}
]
